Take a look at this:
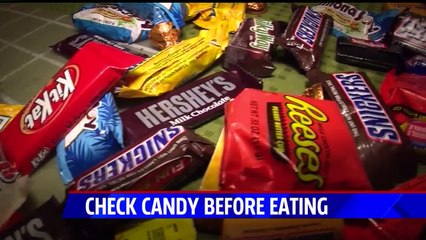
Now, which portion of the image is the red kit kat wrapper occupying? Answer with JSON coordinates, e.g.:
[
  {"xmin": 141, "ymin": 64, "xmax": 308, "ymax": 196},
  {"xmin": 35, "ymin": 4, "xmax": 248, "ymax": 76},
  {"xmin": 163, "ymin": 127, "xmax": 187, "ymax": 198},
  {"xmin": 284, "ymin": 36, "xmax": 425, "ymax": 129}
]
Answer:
[{"xmin": 0, "ymin": 42, "xmax": 143, "ymax": 175}]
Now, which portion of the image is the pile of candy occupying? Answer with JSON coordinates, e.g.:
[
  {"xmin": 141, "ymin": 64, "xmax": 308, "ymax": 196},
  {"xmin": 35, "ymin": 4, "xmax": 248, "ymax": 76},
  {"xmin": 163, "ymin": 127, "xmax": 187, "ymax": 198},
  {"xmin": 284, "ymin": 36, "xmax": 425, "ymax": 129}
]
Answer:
[{"xmin": 0, "ymin": 2, "xmax": 425, "ymax": 240}]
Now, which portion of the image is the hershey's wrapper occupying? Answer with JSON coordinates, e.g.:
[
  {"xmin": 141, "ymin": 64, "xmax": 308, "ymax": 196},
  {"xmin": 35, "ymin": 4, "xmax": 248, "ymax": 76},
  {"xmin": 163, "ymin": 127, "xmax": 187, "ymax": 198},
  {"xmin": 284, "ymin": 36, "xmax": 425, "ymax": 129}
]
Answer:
[{"xmin": 120, "ymin": 67, "xmax": 262, "ymax": 146}]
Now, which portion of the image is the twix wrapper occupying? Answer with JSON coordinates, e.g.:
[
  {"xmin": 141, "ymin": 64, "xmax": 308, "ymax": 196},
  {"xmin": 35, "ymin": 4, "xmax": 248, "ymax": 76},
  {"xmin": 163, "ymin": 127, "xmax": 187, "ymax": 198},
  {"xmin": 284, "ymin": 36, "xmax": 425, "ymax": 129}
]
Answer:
[
  {"xmin": 0, "ymin": 42, "xmax": 143, "ymax": 175},
  {"xmin": 116, "ymin": 21, "xmax": 230, "ymax": 98}
]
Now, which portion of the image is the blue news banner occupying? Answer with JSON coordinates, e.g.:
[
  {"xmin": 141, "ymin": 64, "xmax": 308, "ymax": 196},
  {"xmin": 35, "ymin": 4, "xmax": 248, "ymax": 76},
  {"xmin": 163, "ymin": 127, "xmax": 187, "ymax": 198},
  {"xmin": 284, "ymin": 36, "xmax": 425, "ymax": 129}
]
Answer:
[{"xmin": 62, "ymin": 192, "xmax": 426, "ymax": 219}]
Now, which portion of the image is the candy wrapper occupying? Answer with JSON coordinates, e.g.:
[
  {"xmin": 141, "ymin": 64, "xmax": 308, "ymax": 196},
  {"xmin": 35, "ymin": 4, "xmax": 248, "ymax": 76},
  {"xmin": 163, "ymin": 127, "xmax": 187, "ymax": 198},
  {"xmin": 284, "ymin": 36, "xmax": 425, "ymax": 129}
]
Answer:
[
  {"xmin": 68, "ymin": 126, "xmax": 214, "ymax": 191},
  {"xmin": 72, "ymin": 4, "xmax": 154, "ymax": 43},
  {"xmin": 56, "ymin": 93, "xmax": 124, "ymax": 186},
  {"xmin": 0, "ymin": 104, "xmax": 23, "ymax": 131},
  {"xmin": 405, "ymin": 54, "xmax": 426, "ymax": 75},
  {"xmin": 223, "ymin": 18, "xmax": 287, "ymax": 78},
  {"xmin": 116, "ymin": 3, "xmax": 186, "ymax": 49},
  {"xmin": 383, "ymin": 3, "xmax": 426, "ymax": 17},
  {"xmin": 306, "ymin": 70, "xmax": 417, "ymax": 189},
  {"xmin": 0, "ymin": 42, "xmax": 143, "ymax": 175},
  {"xmin": 390, "ymin": 14, "xmax": 426, "ymax": 56},
  {"xmin": 335, "ymin": 36, "xmax": 403, "ymax": 72},
  {"xmin": 0, "ymin": 146, "xmax": 28, "ymax": 230},
  {"xmin": 344, "ymin": 174, "xmax": 426, "ymax": 240},
  {"xmin": 220, "ymin": 89, "xmax": 372, "ymax": 191},
  {"xmin": 119, "ymin": 67, "xmax": 262, "ymax": 146},
  {"xmin": 116, "ymin": 21, "xmax": 230, "ymax": 98},
  {"xmin": 0, "ymin": 197, "xmax": 77, "ymax": 240},
  {"xmin": 275, "ymin": 5, "xmax": 333, "ymax": 73},
  {"xmin": 189, "ymin": 3, "xmax": 246, "ymax": 33},
  {"xmin": 116, "ymin": 219, "xmax": 197, "ymax": 240},
  {"xmin": 380, "ymin": 69, "xmax": 426, "ymax": 160},
  {"xmin": 50, "ymin": 33, "xmax": 151, "ymax": 58},
  {"xmin": 246, "ymin": 3, "xmax": 267, "ymax": 14},
  {"xmin": 312, "ymin": 3, "xmax": 401, "ymax": 42}
]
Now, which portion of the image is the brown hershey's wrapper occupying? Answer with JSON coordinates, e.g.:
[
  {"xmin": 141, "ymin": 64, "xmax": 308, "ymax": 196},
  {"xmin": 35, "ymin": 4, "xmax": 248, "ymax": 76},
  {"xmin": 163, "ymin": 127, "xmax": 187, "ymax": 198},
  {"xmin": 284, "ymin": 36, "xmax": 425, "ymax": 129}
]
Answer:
[
  {"xmin": 306, "ymin": 69, "xmax": 417, "ymax": 190},
  {"xmin": 68, "ymin": 126, "xmax": 214, "ymax": 191},
  {"xmin": 120, "ymin": 67, "xmax": 262, "ymax": 146},
  {"xmin": 222, "ymin": 18, "xmax": 287, "ymax": 78},
  {"xmin": 276, "ymin": 6, "xmax": 333, "ymax": 73},
  {"xmin": 0, "ymin": 197, "xmax": 76, "ymax": 240}
]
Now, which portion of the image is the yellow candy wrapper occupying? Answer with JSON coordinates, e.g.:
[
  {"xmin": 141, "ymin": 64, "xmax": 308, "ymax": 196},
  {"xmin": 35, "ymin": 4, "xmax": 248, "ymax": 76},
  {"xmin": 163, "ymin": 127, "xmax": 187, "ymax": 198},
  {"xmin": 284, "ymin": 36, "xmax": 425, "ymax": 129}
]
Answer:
[
  {"xmin": 115, "ymin": 219, "xmax": 197, "ymax": 240},
  {"xmin": 200, "ymin": 129, "xmax": 224, "ymax": 191},
  {"xmin": 184, "ymin": 3, "xmax": 215, "ymax": 21},
  {"xmin": 0, "ymin": 104, "xmax": 24, "ymax": 131},
  {"xmin": 116, "ymin": 21, "xmax": 230, "ymax": 98},
  {"xmin": 192, "ymin": 3, "xmax": 246, "ymax": 33}
]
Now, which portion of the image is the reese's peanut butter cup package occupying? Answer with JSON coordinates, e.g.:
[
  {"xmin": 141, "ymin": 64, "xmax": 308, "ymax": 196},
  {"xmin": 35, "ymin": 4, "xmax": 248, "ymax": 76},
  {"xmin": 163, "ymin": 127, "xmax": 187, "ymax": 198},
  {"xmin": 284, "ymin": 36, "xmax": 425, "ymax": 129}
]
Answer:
[
  {"xmin": 0, "ymin": 104, "xmax": 23, "ymax": 132},
  {"xmin": 0, "ymin": 42, "xmax": 143, "ymax": 175},
  {"xmin": 306, "ymin": 70, "xmax": 417, "ymax": 189},
  {"xmin": 56, "ymin": 93, "xmax": 124, "ymax": 185},
  {"xmin": 68, "ymin": 126, "xmax": 214, "ymax": 191},
  {"xmin": 275, "ymin": 5, "xmax": 333, "ymax": 73},
  {"xmin": 222, "ymin": 18, "xmax": 287, "ymax": 78},
  {"xmin": 220, "ymin": 89, "xmax": 372, "ymax": 191},
  {"xmin": 0, "ymin": 197, "xmax": 76, "ymax": 240},
  {"xmin": 120, "ymin": 67, "xmax": 262, "ymax": 146}
]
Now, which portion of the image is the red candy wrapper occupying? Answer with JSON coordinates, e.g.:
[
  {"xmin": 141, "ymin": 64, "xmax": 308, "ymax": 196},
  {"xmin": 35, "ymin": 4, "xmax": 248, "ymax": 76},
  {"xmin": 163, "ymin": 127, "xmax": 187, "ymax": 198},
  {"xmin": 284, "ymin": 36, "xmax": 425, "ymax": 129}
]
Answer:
[
  {"xmin": 344, "ymin": 174, "xmax": 426, "ymax": 240},
  {"xmin": 0, "ymin": 42, "xmax": 143, "ymax": 175},
  {"xmin": 220, "ymin": 89, "xmax": 371, "ymax": 191},
  {"xmin": 380, "ymin": 69, "xmax": 426, "ymax": 160}
]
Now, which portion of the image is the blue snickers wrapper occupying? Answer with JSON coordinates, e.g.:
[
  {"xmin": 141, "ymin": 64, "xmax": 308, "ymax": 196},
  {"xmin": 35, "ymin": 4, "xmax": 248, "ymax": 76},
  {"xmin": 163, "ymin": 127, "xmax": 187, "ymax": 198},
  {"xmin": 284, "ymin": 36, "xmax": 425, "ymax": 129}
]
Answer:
[
  {"xmin": 56, "ymin": 93, "xmax": 124, "ymax": 185},
  {"xmin": 72, "ymin": 4, "xmax": 154, "ymax": 43}
]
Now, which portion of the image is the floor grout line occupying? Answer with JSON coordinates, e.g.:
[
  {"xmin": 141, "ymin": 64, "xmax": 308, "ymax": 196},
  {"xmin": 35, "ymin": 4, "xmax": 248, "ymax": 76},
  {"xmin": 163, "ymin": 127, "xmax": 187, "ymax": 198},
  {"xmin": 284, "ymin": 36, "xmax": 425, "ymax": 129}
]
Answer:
[
  {"xmin": 0, "ymin": 8, "xmax": 40, "ymax": 30},
  {"xmin": 0, "ymin": 57, "xmax": 38, "ymax": 83},
  {"xmin": 11, "ymin": 21, "xmax": 51, "ymax": 44},
  {"xmin": 0, "ymin": 6, "xmax": 75, "ymax": 29},
  {"xmin": 0, "ymin": 38, "xmax": 63, "ymax": 67},
  {"xmin": 0, "ymin": 92, "xmax": 20, "ymax": 105}
]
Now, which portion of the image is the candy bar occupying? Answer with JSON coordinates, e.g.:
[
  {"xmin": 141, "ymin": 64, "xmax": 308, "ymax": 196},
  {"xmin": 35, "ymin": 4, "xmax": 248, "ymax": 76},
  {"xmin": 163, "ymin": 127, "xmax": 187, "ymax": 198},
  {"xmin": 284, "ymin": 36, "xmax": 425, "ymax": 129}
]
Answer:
[
  {"xmin": 0, "ymin": 197, "xmax": 76, "ymax": 240},
  {"xmin": 0, "ymin": 104, "xmax": 23, "ymax": 132},
  {"xmin": 73, "ymin": 4, "xmax": 154, "ymax": 43},
  {"xmin": 312, "ymin": 3, "xmax": 401, "ymax": 42},
  {"xmin": 220, "ymin": 89, "xmax": 372, "ymax": 191},
  {"xmin": 68, "ymin": 126, "xmax": 214, "ymax": 191},
  {"xmin": 56, "ymin": 93, "xmax": 124, "ymax": 185},
  {"xmin": 120, "ymin": 67, "xmax": 262, "ymax": 146},
  {"xmin": 391, "ymin": 14, "xmax": 426, "ymax": 56},
  {"xmin": 50, "ymin": 33, "xmax": 151, "ymax": 58},
  {"xmin": 222, "ymin": 18, "xmax": 287, "ymax": 78},
  {"xmin": 336, "ymin": 36, "xmax": 403, "ymax": 72},
  {"xmin": 306, "ymin": 70, "xmax": 417, "ymax": 189},
  {"xmin": 276, "ymin": 6, "xmax": 333, "ymax": 72},
  {"xmin": 0, "ymin": 42, "xmax": 143, "ymax": 175}
]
